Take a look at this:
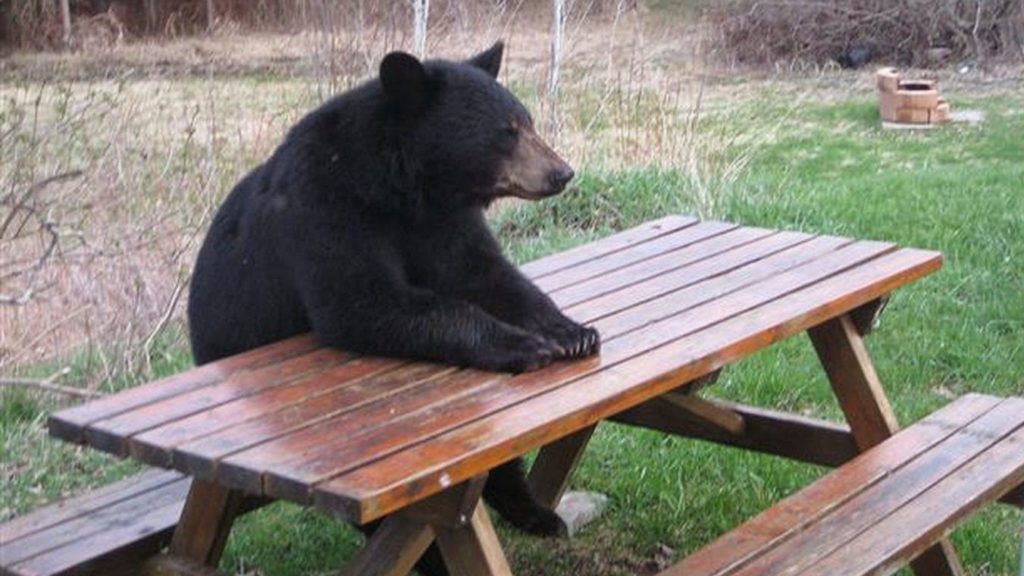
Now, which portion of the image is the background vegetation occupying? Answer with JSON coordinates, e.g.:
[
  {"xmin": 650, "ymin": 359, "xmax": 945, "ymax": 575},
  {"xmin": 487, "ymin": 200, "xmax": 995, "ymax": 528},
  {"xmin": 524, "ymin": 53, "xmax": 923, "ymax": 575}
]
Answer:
[{"xmin": 2, "ymin": 1, "xmax": 1021, "ymax": 574}]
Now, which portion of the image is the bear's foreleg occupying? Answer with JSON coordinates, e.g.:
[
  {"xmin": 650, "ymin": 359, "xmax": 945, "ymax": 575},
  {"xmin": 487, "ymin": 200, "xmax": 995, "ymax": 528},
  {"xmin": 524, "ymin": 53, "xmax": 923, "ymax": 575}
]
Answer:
[
  {"xmin": 301, "ymin": 280, "xmax": 563, "ymax": 373},
  {"xmin": 447, "ymin": 253, "xmax": 601, "ymax": 360}
]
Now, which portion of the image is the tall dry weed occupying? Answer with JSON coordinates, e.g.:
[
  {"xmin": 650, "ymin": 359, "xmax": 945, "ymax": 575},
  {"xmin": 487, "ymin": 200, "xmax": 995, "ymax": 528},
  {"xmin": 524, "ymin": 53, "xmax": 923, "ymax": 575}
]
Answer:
[{"xmin": 1, "ymin": 3, "xmax": 766, "ymax": 391}]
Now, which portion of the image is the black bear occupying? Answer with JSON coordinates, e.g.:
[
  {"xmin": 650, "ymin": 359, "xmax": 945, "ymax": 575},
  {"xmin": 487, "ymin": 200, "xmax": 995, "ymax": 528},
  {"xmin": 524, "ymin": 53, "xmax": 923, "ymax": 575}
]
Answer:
[{"xmin": 187, "ymin": 42, "xmax": 600, "ymax": 570}]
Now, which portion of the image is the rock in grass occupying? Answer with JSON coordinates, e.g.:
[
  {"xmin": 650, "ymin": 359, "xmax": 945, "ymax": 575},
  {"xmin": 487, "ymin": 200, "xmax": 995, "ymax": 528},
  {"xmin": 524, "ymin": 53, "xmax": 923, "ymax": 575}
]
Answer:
[{"xmin": 555, "ymin": 491, "xmax": 608, "ymax": 537}]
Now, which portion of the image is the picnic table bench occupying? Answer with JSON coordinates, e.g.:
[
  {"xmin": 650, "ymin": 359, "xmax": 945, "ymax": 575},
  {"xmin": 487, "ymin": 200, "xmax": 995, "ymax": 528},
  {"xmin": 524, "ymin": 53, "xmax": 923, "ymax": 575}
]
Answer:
[{"xmin": 3, "ymin": 215, "xmax": 1022, "ymax": 576}]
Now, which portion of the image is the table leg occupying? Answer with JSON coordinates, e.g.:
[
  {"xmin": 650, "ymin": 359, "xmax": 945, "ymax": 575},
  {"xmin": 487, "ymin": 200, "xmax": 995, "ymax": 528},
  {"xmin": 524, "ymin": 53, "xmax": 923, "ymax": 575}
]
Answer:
[
  {"xmin": 809, "ymin": 313, "xmax": 964, "ymax": 576},
  {"xmin": 341, "ymin": 515, "xmax": 434, "ymax": 576},
  {"xmin": 343, "ymin": 476, "xmax": 512, "ymax": 576},
  {"xmin": 527, "ymin": 424, "xmax": 596, "ymax": 509},
  {"xmin": 526, "ymin": 371, "xmax": 719, "ymax": 510},
  {"xmin": 169, "ymin": 478, "xmax": 246, "ymax": 566},
  {"xmin": 434, "ymin": 502, "xmax": 513, "ymax": 576}
]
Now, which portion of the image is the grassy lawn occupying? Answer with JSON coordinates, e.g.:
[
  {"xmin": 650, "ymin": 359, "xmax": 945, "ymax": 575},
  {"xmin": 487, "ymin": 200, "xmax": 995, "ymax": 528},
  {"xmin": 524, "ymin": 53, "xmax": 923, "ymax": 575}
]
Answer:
[{"xmin": 2, "ymin": 36, "xmax": 1021, "ymax": 576}]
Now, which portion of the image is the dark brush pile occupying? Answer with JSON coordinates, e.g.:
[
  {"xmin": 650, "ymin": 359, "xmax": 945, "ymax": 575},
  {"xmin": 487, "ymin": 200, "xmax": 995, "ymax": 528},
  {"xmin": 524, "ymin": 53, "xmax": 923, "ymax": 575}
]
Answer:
[{"xmin": 706, "ymin": 0, "xmax": 1024, "ymax": 68}]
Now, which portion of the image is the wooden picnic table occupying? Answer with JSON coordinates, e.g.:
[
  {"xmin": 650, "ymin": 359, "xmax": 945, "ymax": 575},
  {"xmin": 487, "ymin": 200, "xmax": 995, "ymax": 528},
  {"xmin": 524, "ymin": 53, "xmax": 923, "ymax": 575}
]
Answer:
[{"xmin": 47, "ymin": 215, "xmax": 958, "ymax": 575}]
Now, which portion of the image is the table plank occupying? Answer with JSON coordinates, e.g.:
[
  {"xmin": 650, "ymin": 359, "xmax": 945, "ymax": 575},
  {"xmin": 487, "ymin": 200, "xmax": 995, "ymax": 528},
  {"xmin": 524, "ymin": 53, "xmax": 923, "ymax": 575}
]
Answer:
[
  {"xmin": 129, "ymin": 358, "xmax": 421, "ymax": 466},
  {"xmin": 533, "ymin": 221, "xmax": 738, "ymax": 292},
  {"xmin": 216, "ymin": 236, "xmax": 867, "ymax": 499},
  {"xmin": 172, "ymin": 360, "xmax": 468, "ymax": 477},
  {"xmin": 313, "ymin": 247, "xmax": 941, "ymax": 522},
  {"xmin": 166, "ymin": 231, "xmax": 840, "ymax": 490},
  {"xmin": 3, "ymin": 477, "xmax": 190, "ymax": 566},
  {"xmin": 48, "ymin": 334, "xmax": 321, "ymax": 443},
  {"xmin": 561, "ymin": 231, "xmax": 828, "ymax": 321},
  {"xmin": 549, "ymin": 226, "xmax": 777, "ymax": 308},
  {"xmin": 55, "ymin": 221, "xmax": 728, "ymax": 458},
  {"xmin": 85, "ymin": 348, "xmax": 349, "ymax": 455},
  {"xmin": 518, "ymin": 215, "xmax": 697, "ymax": 278}
]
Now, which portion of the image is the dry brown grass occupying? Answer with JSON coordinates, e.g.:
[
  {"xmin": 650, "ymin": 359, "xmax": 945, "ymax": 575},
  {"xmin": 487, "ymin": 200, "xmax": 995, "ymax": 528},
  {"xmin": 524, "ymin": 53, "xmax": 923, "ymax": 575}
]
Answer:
[{"xmin": 0, "ymin": 4, "xmax": 801, "ymax": 389}]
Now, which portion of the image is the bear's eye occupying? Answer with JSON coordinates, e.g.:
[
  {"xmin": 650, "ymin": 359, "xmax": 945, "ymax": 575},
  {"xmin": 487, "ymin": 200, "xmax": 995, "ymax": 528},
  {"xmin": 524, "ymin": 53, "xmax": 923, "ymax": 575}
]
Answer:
[{"xmin": 501, "ymin": 124, "xmax": 519, "ymax": 138}]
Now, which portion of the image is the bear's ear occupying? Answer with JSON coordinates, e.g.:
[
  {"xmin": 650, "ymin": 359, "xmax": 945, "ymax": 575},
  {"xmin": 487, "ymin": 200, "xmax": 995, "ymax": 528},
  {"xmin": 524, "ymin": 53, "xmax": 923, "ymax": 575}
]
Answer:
[
  {"xmin": 380, "ymin": 51, "xmax": 428, "ymax": 115},
  {"xmin": 467, "ymin": 41, "xmax": 504, "ymax": 78}
]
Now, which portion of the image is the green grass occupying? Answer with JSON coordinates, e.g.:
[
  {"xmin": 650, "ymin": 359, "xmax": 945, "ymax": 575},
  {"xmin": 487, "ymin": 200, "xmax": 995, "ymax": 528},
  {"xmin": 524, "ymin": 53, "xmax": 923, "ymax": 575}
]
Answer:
[{"xmin": 3, "ymin": 91, "xmax": 1022, "ymax": 574}]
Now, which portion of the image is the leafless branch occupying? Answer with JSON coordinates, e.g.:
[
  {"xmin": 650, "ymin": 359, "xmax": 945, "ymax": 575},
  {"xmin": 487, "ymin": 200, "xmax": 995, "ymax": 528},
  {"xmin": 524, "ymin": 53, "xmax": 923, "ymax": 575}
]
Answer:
[{"xmin": 0, "ymin": 367, "xmax": 105, "ymax": 398}]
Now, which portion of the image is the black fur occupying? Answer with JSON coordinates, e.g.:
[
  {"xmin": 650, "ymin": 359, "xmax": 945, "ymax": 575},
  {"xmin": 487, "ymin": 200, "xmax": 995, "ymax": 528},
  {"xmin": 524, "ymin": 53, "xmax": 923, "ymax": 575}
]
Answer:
[{"xmin": 188, "ymin": 43, "xmax": 599, "ymax": 574}]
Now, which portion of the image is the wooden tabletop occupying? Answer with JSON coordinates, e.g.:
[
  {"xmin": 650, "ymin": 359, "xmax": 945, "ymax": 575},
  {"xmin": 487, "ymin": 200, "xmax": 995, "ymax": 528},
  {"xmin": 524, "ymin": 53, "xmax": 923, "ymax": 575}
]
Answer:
[{"xmin": 48, "ymin": 216, "xmax": 942, "ymax": 526}]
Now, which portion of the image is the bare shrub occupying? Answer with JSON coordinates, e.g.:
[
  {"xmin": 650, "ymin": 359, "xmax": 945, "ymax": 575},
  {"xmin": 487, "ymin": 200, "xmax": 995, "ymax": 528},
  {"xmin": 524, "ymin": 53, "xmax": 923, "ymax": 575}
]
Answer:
[
  {"xmin": 707, "ymin": 0, "xmax": 1024, "ymax": 68},
  {"xmin": 1, "ymin": 3, "xmax": 754, "ymax": 392},
  {"xmin": 0, "ymin": 79, "xmax": 247, "ymax": 387}
]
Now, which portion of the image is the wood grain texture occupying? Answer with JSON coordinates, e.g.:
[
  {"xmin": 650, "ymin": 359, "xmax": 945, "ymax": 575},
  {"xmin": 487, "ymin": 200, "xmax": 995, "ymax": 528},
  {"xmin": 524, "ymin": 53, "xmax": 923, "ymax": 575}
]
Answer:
[
  {"xmin": 810, "ymin": 313, "xmax": 964, "ymax": 576},
  {"xmin": 527, "ymin": 425, "xmax": 597, "ymax": 509},
  {"xmin": 434, "ymin": 503, "xmax": 513, "ymax": 576},
  {"xmin": 269, "ymin": 240, "xmax": 901, "ymax": 507},
  {"xmin": 3, "ymin": 478, "xmax": 190, "ymax": 568},
  {"xmin": 533, "ymin": 221, "xmax": 738, "ymax": 292},
  {"xmin": 809, "ymin": 314, "xmax": 901, "ymax": 450},
  {"xmin": 128, "ymin": 356, "xmax": 414, "ymax": 466},
  {"xmin": 716, "ymin": 397, "xmax": 1024, "ymax": 576},
  {"xmin": 805, "ymin": 409, "xmax": 1024, "ymax": 575},
  {"xmin": 518, "ymin": 215, "xmax": 697, "ymax": 278},
  {"xmin": 660, "ymin": 392, "xmax": 745, "ymax": 435},
  {"xmin": 5, "ymin": 497, "xmax": 186, "ymax": 576},
  {"xmin": 338, "ymin": 515, "xmax": 434, "ymax": 576},
  {"xmin": 612, "ymin": 396, "xmax": 858, "ymax": 467},
  {"xmin": 218, "ymin": 236, "xmax": 863, "ymax": 499},
  {"xmin": 86, "ymin": 348, "xmax": 348, "ymax": 456},
  {"xmin": 0, "ymin": 469, "xmax": 183, "ymax": 546},
  {"xmin": 169, "ymin": 480, "xmax": 245, "ymax": 566},
  {"xmin": 315, "ymin": 247, "xmax": 942, "ymax": 522},
  {"xmin": 547, "ymin": 226, "xmax": 776, "ymax": 308},
  {"xmin": 48, "ymin": 335, "xmax": 320, "ymax": 443},
  {"xmin": 658, "ymin": 393, "xmax": 1001, "ymax": 576}
]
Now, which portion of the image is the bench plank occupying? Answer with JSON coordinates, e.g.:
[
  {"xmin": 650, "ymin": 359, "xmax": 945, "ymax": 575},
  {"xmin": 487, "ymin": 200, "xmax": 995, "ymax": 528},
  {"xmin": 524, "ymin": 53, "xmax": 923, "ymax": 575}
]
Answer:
[
  {"xmin": 231, "ymin": 238, "xmax": 882, "ymax": 501},
  {"xmin": 8, "ymin": 499, "xmax": 185, "ymax": 576},
  {"xmin": 4, "ymin": 478, "xmax": 189, "ymax": 567},
  {"xmin": 659, "ymin": 393, "xmax": 1002, "ymax": 576},
  {"xmin": 1, "ymin": 469, "xmax": 181, "ymax": 546},
  {"xmin": 312, "ymin": 247, "xmax": 941, "ymax": 522},
  {"xmin": 804, "ymin": 417, "xmax": 1024, "ymax": 575},
  {"xmin": 718, "ymin": 396, "xmax": 1024, "ymax": 576},
  {"xmin": 3, "ymin": 474, "xmax": 191, "ymax": 576}
]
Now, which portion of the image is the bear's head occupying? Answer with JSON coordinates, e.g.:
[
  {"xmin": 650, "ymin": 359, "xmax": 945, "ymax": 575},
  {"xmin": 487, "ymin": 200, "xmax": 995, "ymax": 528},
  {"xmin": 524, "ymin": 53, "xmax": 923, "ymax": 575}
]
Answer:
[{"xmin": 379, "ymin": 42, "xmax": 574, "ymax": 207}]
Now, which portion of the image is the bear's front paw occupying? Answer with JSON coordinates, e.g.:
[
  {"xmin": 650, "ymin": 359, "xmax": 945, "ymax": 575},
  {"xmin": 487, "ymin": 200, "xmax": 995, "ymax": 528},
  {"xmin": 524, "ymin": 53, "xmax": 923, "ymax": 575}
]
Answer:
[
  {"xmin": 478, "ymin": 330, "xmax": 561, "ymax": 373},
  {"xmin": 543, "ymin": 320, "xmax": 601, "ymax": 360}
]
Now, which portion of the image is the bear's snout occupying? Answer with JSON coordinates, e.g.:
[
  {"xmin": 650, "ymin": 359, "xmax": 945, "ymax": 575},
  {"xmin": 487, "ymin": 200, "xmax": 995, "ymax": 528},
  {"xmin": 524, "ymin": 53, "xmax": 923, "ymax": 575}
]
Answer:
[
  {"xmin": 548, "ymin": 166, "xmax": 575, "ymax": 194},
  {"xmin": 495, "ymin": 127, "xmax": 574, "ymax": 200}
]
